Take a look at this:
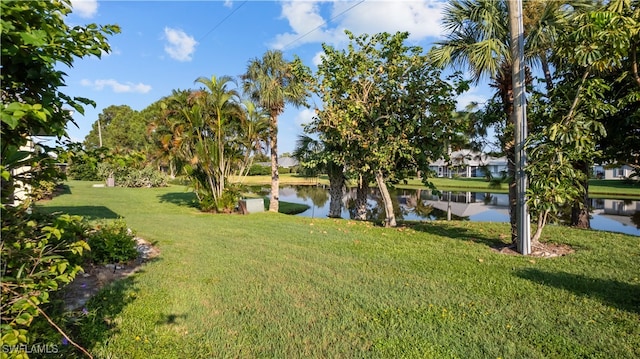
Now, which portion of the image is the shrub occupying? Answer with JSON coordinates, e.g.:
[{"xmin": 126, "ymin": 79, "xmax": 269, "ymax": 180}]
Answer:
[
  {"xmin": 248, "ymin": 164, "xmax": 270, "ymax": 176},
  {"xmin": 30, "ymin": 179, "xmax": 59, "ymax": 201},
  {"xmin": 197, "ymin": 185, "xmax": 243, "ymax": 213},
  {"xmin": 87, "ymin": 220, "xmax": 138, "ymax": 264},
  {"xmin": 1, "ymin": 207, "xmax": 90, "ymax": 352},
  {"xmin": 119, "ymin": 167, "xmax": 168, "ymax": 188},
  {"xmin": 218, "ymin": 185, "xmax": 243, "ymax": 213},
  {"xmin": 97, "ymin": 164, "xmax": 168, "ymax": 188}
]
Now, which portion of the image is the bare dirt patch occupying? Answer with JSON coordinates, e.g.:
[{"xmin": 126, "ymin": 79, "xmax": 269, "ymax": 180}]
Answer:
[
  {"xmin": 61, "ymin": 237, "xmax": 160, "ymax": 311},
  {"xmin": 492, "ymin": 242, "xmax": 575, "ymax": 257}
]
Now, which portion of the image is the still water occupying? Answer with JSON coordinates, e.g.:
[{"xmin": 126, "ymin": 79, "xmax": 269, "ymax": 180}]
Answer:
[{"xmin": 259, "ymin": 185, "xmax": 640, "ymax": 237}]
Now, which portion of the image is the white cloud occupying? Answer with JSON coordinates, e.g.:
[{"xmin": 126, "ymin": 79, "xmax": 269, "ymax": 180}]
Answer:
[
  {"xmin": 270, "ymin": 0, "xmax": 446, "ymax": 50},
  {"xmin": 269, "ymin": 1, "xmax": 341, "ymax": 50},
  {"xmin": 223, "ymin": 0, "xmax": 233, "ymax": 8},
  {"xmin": 71, "ymin": 0, "xmax": 98, "ymax": 19},
  {"xmin": 294, "ymin": 108, "xmax": 317, "ymax": 127},
  {"xmin": 81, "ymin": 79, "xmax": 152, "ymax": 94},
  {"xmin": 163, "ymin": 27, "xmax": 198, "ymax": 62},
  {"xmin": 338, "ymin": 0, "xmax": 444, "ymax": 40},
  {"xmin": 312, "ymin": 51, "xmax": 325, "ymax": 66},
  {"xmin": 456, "ymin": 87, "xmax": 488, "ymax": 111}
]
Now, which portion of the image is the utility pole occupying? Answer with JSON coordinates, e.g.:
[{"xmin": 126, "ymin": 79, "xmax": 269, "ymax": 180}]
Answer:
[
  {"xmin": 508, "ymin": 0, "xmax": 531, "ymax": 255},
  {"xmin": 98, "ymin": 118, "xmax": 103, "ymax": 147}
]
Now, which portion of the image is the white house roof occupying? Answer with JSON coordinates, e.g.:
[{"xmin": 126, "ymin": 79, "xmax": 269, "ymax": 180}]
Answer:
[
  {"xmin": 255, "ymin": 156, "xmax": 299, "ymax": 168},
  {"xmin": 429, "ymin": 150, "xmax": 506, "ymax": 167}
]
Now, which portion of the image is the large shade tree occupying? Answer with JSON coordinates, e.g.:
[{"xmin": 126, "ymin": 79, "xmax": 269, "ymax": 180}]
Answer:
[
  {"xmin": 311, "ymin": 31, "xmax": 465, "ymax": 226},
  {"xmin": 84, "ymin": 105, "xmax": 150, "ymax": 151},
  {"xmin": 521, "ymin": 0, "xmax": 638, "ymax": 236},
  {"xmin": 242, "ymin": 50, "xmax": 311, "ymax": 212}
]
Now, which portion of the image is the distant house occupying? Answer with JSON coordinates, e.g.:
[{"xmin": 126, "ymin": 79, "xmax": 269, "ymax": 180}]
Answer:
[
  {"xmin": 8, "ymin": 137, "xmax": 64, "ymax": 205},
  {"xmin": 9, "ymin": 139, "xmax": 35, "ymax": 205},
  {"xmin": 278, "ymin": 156, "xmax": 299, "ymax": 168},
  {"xmin": 429, "ymin": 150, "xmax": 507, "ymax": 179},
  {"xmin": 592, "ymin": 164, "xmax": 635, "ymax": 180},
  {"xmin": 255, "ymin": 156, "xmax": 299, "ymax": 169}
]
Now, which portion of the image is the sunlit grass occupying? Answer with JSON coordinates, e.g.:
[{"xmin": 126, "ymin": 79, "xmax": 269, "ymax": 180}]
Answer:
[{"xmin": 37, "ymin": 181, "xmax": 640, "ymax": 358}]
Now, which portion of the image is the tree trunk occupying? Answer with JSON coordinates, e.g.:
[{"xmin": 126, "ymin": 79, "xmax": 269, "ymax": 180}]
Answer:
[
  {"xmin": 531, "ymin": 210, "xmax": 548, "ymax": 244},
  {"xmin": 269, "ymin": 115, "xmax": 279, "ymax": 212},
  {"xmin": 375, "ymin": 170, "xmax": 396, "ymax": 227},
  {"xmin": 327, "ymin": 165, "xmax": 344, "ymax": 218},
  {"xmin": 507, "ymin": 141, "xmax": 517, "ymax": 243},
  {"xmin": 571, "ymin": 161, "xmax": 590, "ymax": 228},
  {"xmin": 355, "ymin": 175, "xmax": 368, "ymax": 221},
  {"xmin": 540, "ymin": 53, "xmax": 554, "ymax": 94}
]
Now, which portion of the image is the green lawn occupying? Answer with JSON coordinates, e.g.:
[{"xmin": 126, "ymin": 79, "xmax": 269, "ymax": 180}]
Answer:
[{"xmin": 37, "ymin": 181, "xmax": 640, "ymax": 358}]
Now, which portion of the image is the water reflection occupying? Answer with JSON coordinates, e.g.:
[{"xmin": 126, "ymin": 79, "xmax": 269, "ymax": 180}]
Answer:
[{"xmin": 260, "ymin": 185, "xmax": 640, "ymax": 236}]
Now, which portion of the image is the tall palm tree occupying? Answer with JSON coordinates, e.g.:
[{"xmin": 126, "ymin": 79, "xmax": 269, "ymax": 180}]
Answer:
[
  {"xmin": 430, "ymin": 0, "xmax": 583, "ymax": 243},
  {"xmin": 242, "ymin": 50, "xmax": 310, "ymax": 212},
  {"xmin": 237, "ymin": 99, "xmax": 270, "ymax": 181},
  {"xmin": 429, "ymin": 0, "xmax": 519, "ymax": 241},
  {"xmin": 523, "ymin": 0, "xmax": 593, "ymax": 93}
]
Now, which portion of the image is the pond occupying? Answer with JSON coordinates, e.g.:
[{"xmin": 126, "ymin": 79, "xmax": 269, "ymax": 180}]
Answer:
[{"xmin": 255, "ymin": 185, "xmax": 640, "ymax": 237}]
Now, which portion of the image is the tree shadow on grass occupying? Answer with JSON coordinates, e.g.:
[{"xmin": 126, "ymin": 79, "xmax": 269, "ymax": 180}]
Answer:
[
  {"xmin": 53, "ymin": 274, "xmax": 139, "ymax": 356},
  {"xmin": 54, "ymin": 184, "xmax": 72, "ymax": 196},
  {"xmin": 404, "ymin": 221, "xmax": 511, "ymax": 250},
  {"xmin": 157, "ymin": 192, "xmax": 198, "ymax": 208},
  {"xmin": 36, "ymin": 206, "xmax": 120, "ymax": 220},
  {"xmin": 516, "ymin": 268, "xmax": 640, "ymax": 314}
]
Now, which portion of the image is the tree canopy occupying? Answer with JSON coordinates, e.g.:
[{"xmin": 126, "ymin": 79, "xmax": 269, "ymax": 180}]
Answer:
[{"xmin": 309, "ymin": 30, "xmax": 466, "ymax": 226}]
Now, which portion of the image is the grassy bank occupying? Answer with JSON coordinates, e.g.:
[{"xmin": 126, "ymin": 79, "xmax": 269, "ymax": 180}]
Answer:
[
  {"xmin": 233, "ymin": 174, "xmax": 640, "ymax": 199},
  {"xmin": 36, "ymin": 181, "xmax": 640, "ymax": 358}
]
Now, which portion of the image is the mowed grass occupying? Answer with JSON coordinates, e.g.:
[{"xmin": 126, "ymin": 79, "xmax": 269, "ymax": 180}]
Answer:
[{"xmin": 37, "ymin": 181, "xmax": 640, "ymax": 358}]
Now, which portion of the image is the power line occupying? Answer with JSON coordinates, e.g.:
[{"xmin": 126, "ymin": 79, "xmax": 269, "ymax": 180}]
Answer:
[
  {"xmin": 198, "ymin": 1, "xmax": 248, "ymax": 42},
  {"xmin": 282, "ymin": 0, "xmax": 366, "ymax": 50}
]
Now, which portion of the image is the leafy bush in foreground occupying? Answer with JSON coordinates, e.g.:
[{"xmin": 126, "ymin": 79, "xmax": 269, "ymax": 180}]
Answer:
[
  {"xmin": 1, "ymin": 208, "xmax": 90, "ymax": 354},
  {"xmin": 87, "ymin": 220, "xmax": 138, "ymax": 264}
]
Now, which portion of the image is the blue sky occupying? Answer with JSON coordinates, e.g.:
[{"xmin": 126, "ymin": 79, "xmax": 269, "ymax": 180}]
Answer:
[{"xmin": 62, "ymin": 0, "xmax": 491, "ymax": 153}]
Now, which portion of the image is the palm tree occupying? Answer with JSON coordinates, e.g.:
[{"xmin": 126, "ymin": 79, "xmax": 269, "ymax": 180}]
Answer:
[
  {"xmin": 429, "ymin": 0, "xmax": 584, "ymax": 243},
  {"xmin": 237, "ymin": 99, "xmax": 270, "ymax": 181},
  {"xmin": 293, "ymin": 134, "xmax": 346, "ymax": 218},
  {"xmin": 150, "ymin": 90, "xmax": 192, "ymax": 179},
  {"xmin": 193, "ymin": 75, "xmax": 243, "ymax": 203},
  {"xmin": 242, "ymin": 50, "xmax": 310, "ymax": 212},
  {"xmin": 429, "ymin": 0, "xmax": 519, "ymax": 241}
]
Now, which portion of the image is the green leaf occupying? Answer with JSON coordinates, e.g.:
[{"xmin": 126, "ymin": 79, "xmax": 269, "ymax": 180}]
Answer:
[
  {"xmin": 14, "ymin": 313, "xmax": 33, "ymax": 326},
  {"xmin": 1, "ymin": 331, "xmax": 18, "ymax": 346},
  {"xmin": 1, "ymin": 112, "xmax": 19, "ymax": 129},
  {"xmin": 57, "ymin": 262, "xmax": 68, "ymax": 274},
  {"xmin": 20, "ymin": 30, "xmax": 47, "ymax": 46}
]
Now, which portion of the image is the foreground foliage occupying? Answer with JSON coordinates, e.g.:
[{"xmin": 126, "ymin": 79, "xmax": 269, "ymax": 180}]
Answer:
[
  {"xmin": 0, "ymin": 208, "xmax": 89, "ymax": 355},
  {"xmin": 1, "ymin": 0, "xmax": 119, "ymax": 357},
  {"xmin": 36, "ymin": 181, "xmax": 640, "ymax": 358}
]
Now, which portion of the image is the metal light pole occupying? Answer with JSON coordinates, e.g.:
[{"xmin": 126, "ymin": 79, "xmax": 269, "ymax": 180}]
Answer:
[{"xmin": 508, "ymin": 0, "xmax": 531, "ymax": 254}]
